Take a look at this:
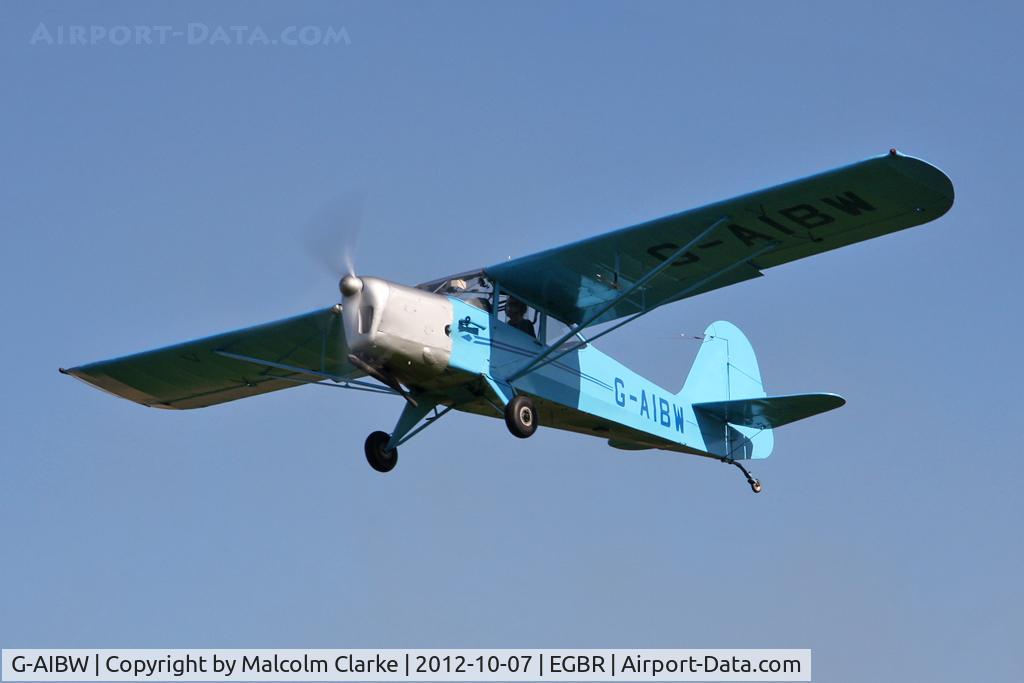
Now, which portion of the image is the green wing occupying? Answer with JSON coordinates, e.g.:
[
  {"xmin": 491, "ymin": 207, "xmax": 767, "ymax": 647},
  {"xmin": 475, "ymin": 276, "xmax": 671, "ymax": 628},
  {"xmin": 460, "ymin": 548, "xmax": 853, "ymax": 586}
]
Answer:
[
  {"xmin": 62, "ymin": 308, "xmax": 363, "ymax": 409},
  {"xmin": 485, "ymin": 152, "xmax": 954, "ymax": 325}
]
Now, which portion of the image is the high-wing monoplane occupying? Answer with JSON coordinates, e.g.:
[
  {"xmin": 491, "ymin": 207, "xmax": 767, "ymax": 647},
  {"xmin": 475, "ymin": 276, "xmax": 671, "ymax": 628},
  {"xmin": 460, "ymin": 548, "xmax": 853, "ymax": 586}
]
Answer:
[{"xmin": 62, "ymin": 150, "xmax": 954, "ymax": 492}]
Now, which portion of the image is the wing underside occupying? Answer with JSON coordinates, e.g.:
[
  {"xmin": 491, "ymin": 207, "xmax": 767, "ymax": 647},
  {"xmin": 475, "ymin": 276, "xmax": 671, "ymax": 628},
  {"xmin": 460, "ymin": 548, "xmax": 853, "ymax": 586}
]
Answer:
[
  {"xmin": 62, "ymin": 307, "xmax": 365, "ymax": 409},
  {"xmin": 485, "ymin": 152, "xmax": 954, "ymax": 325}
]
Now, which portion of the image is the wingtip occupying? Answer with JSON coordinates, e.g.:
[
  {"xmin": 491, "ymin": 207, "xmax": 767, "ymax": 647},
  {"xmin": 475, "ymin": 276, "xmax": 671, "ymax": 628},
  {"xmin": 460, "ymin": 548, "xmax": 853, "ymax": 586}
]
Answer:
[
  {"xmin": 58, "ymin": 367, "xmax": 70, "ymax": 375},
  {"xmin": 882, "ymin": 151, "xmax": 955, "ymax": 215}
]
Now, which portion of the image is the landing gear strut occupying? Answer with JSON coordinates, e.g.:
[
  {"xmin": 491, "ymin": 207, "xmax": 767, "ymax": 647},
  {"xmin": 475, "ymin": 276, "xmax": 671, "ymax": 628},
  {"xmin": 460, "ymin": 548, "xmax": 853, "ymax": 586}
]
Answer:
[
  {"xmin": 364, "ymin": 431, "xmax": 398, "ymax": 473},
  {"xmin": 504, "ymin": 395, "xmax": 538, "ymax": 438},
  {"xmin": 724, "ymin": 458, "xmax": 762, "ymax": 493}
]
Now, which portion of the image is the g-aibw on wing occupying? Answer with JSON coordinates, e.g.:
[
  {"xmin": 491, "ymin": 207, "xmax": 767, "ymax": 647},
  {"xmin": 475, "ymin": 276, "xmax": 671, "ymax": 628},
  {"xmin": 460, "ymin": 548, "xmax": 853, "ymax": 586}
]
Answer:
[{"xmin": 61, "ymin": 150, "xmax": 954, "ymax": 492}]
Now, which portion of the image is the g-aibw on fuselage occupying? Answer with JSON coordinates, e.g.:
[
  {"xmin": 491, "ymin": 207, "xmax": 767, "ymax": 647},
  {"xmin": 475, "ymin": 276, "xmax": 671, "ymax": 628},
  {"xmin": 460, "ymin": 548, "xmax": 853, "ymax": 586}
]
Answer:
[{"xmin": 62, "ymin": 150, "xmax": 954, "ymax": 492}]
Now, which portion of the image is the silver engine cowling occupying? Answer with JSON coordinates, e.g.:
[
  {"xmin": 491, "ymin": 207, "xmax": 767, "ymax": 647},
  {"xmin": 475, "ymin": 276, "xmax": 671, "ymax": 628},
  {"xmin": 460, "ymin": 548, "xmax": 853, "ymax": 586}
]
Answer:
[{"xmin": 339, "ymin": 276, "xmax": 453, "ymax": 385}]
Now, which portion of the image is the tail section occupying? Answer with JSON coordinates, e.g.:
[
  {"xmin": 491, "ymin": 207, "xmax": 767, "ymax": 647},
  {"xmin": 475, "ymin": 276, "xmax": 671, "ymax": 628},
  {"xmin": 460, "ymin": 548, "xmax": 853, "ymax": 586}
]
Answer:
[
  {"xmin": 680, "ymin": 321, "xmax": 765, "ymax": 405},
  {"xmin": 678, "ymin": 321, "xmax": 843, "ymax": 461},
  {"xmin": 678, "ymin": 321, "xmax": 772, "ymax": 460}
]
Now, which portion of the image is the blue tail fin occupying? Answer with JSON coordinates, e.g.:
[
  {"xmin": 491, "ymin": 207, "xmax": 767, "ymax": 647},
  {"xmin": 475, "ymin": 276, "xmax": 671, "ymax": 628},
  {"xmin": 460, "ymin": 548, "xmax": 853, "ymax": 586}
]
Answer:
[
  {"xmin": 679, "ymin": 321, "xmax": 773, "ymax": 460},
  {"xmin": 680, "ymin": 321, "xmax": 766, "ymax": 405},
  {"xmin": 679, "ymin": 322, "xmax": 845, "ymax": 460}
]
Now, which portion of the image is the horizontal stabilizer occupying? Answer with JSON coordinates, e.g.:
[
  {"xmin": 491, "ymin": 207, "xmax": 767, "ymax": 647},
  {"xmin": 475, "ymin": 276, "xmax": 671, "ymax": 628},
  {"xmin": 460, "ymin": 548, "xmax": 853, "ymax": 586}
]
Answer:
[{"xmin": 693, "ymin": 393, "xmax": 845, "ymax": 429}]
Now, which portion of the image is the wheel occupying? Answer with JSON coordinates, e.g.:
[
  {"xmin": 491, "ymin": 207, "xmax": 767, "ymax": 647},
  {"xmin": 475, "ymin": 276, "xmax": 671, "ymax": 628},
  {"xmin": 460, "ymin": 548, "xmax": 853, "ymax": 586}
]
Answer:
[
  {"xmin": 750, "ymin": 479, "xmax": 762, "ymax": 493},
  {"xmin": 364, "ymin": 431, "xmax": 398, "ymax": 473},
  {"xmin": 504, "ymin": 394, "xmax": 538, "ymax": 438}
]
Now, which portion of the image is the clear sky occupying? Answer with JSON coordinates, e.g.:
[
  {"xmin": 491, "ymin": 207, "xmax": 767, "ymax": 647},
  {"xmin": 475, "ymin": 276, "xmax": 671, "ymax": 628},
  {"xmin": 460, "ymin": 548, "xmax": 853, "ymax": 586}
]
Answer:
[{"xmin": 1, "ymin": 1, "xmax": 1020, "ymax": 680}]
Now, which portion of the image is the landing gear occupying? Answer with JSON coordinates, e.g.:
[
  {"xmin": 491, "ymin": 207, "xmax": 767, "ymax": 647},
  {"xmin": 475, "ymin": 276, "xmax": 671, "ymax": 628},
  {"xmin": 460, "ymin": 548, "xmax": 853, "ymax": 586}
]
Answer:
[
  {"xmin": 364, "ymin": 431, "xmax": 398, "ymax": 473},
  {"xmin": 504, "ymin": 394, "xmax": 538, "ymax": 438},
  {"xmin": 724, "ymin": 458, "xmax": 762, "ymax": 494}
]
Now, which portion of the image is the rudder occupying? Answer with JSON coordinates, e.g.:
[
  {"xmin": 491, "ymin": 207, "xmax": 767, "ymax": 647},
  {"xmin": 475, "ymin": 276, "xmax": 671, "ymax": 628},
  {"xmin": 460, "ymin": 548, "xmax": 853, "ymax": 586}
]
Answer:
[
  {"xmin": 680, "ymin": 321, "xmax": 766, "ymax": 404},
  {"xmin": 680, "ymin": 321, "xmax": 773, "ymax": 460}
]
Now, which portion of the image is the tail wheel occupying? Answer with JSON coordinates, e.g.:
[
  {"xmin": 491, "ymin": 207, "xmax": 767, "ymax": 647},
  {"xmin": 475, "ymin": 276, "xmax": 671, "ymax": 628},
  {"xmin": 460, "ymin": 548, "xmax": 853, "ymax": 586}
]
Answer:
[
  {"xmin": 364, "ymin": 431, "xmax": 398, "ymax": 473},
  {"xmin": 505, "ymin": 395, "xmax": 538, "ymax": 438}
]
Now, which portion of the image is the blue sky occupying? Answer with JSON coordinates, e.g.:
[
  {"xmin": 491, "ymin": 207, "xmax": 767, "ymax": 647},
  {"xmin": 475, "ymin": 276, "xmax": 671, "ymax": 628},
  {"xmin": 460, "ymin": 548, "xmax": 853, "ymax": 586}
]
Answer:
[{"xmin": 1, "ymin": 1, "xmax": 1020, "ymax": 680}]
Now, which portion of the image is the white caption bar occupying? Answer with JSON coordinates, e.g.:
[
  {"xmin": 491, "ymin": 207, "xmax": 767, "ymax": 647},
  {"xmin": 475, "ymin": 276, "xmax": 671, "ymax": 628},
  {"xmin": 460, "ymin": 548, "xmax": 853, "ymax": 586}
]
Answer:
[{"xmin": 2, "ymin": 650, "xmax": 811, "ymax": 682}]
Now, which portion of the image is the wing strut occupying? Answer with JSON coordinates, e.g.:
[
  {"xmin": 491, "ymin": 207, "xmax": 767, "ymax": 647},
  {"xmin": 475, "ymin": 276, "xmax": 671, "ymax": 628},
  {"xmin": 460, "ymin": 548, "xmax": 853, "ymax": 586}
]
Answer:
[
  {"xmin": 213, "ymin": 350, "xmax": 398, "ymax": 395},
  {"xmin": 520, "ymin": 239, "xmax": 779, "ymax": 376},
  {"xmin": 506, "ymin": 216, "xmax": 731, "ymax": 382},
  {"xmin": 265, "ymin": 374, "xmax": 398, "ymax": 396}
]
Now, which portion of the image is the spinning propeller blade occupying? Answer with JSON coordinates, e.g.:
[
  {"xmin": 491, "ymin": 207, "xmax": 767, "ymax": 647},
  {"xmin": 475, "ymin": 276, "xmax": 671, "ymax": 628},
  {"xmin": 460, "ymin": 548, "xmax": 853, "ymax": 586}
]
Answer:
[{"xmin": 303, "ymin": 189, "xmax": 365, "ymax": 281}]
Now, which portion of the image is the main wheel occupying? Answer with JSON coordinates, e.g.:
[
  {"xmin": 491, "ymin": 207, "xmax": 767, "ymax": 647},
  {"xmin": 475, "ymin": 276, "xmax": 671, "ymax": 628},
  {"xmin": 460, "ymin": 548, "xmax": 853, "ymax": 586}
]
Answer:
[
  {"xmin": 364, "ymin": 431, "xmax": 398, "ymax": 473},
  {"xmin": 750, "ymin": 479, "xmax": 762, "ymax": 494},
  {"xmin": 504, "ymin": 394, "xmax": 538, "ymax": 438}
]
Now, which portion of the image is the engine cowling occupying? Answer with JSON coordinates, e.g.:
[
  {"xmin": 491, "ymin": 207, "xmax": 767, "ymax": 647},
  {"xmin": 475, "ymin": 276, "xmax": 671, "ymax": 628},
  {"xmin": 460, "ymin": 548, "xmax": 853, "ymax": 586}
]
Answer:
[{"xmin": 340, "ymin": 276, "xmax": 453, "ymax": 384}]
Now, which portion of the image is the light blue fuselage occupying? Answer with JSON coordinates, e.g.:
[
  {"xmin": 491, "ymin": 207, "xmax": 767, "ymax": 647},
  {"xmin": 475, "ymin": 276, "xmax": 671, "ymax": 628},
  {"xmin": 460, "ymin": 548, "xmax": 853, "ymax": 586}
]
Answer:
[{"xmin": 441, "ymin": 297, "xmax": 758, "ymax": 458}]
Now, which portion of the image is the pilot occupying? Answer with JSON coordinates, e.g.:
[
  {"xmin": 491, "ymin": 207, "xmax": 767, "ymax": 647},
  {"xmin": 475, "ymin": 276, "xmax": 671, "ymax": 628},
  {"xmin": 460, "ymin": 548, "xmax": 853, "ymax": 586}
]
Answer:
[{"xmin": 505, "ymin": 297, "xmax": 536, "ymax": 338}]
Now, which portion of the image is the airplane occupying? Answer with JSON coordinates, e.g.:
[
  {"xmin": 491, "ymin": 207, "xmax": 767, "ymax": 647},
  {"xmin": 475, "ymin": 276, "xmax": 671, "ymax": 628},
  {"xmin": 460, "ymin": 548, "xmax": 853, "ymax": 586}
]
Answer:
[{"xmin": 61, "ymin": 150, "xmax": 954, "ymax": 492}]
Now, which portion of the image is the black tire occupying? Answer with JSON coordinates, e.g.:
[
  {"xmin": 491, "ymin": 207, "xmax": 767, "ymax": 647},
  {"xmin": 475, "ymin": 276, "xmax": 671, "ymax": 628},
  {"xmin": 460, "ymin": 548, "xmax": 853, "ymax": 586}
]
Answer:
[
  {"xmin": 364, "ymin": 431, "xmax": 398, "ymax": 473},
  {"xmin": 504, "ymin": 394, "xmax": 538, "ymax": 438}
]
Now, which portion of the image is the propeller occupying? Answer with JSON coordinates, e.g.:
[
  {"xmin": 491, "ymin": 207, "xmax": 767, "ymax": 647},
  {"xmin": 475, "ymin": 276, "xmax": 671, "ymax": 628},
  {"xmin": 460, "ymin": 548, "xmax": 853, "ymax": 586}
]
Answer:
[{"xmin": 302, "ymin": 189, "xmax": 365, "ymax": 290}]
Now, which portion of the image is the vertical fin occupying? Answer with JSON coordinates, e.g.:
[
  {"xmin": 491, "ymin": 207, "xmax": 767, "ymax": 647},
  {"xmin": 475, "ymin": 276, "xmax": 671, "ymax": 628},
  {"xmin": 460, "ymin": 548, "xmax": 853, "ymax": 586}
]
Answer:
[{"xmin": 679, "ymin": 321, "xmax": 773, "ymax": 460}]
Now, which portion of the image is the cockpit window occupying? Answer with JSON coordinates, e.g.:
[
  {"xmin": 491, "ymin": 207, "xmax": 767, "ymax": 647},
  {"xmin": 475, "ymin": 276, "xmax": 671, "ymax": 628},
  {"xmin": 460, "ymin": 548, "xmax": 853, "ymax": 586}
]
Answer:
[
  {"xmin": 543, "ymin": 315, "xmax": 587, "ymax": 349},
  {"xmin": 431, "ymin": 275, "xmax": 494, "ymax": 312},
  {"xmin": 504, "ymin": 297, "xmax": 536, "ymax": 338}
]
